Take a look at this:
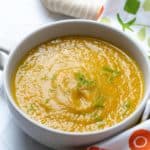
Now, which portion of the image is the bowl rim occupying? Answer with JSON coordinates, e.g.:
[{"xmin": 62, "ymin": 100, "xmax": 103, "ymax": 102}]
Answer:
[{"xmin": 4, "ymin": 19, "xmax": 150, "ymax": 136}]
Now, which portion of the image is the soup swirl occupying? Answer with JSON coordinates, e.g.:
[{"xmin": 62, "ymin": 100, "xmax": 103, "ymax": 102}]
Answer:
[{"xmin": 13, "ymin": 36, "xmax": 144, "ymax": 132}]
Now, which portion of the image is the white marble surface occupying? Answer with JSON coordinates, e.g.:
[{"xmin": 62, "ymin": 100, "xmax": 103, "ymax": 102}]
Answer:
[{"xmin": 0, "ymin": 0, "xmax": 70, "ymax": 149}]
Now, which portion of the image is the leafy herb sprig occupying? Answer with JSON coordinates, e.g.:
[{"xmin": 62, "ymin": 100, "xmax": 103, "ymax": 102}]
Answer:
[
  {"xmin": 75, "ymin": 72, "xmax": 95, "ymax": 89},
  {"xmin": 102, "ymin": 66, "xmax": 120, "ymax": 83}
]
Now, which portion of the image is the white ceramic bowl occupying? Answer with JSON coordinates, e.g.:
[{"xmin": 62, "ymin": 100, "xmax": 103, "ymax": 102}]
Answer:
[{"xmin": 0, "ymin": 20, "xmax": 150, "ymax": 149}]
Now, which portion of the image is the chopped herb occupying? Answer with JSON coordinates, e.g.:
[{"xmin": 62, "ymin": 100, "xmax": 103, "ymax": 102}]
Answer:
[
  {"xmin": 122, "ymin": 100, "xmax": 132, "ymax": 116},
  {"xmin": 45, "ymin": 99, "xmax": 50, "ymax": 104},
  {"xmin": 93, "ymin": 114, "xmax": 103, "ymax": 122},
  {"xmin": 41, "ymin": 119, "xmax": 46, "ymax": 124},
  {"xmin": 117, "ymin": 13, "xmax": 136, "ymax": 31},
  {"xmin": 125, "ymin": 100, "xmax": 131, "ymax": 109},
  {"xmin": 94, "ymin": 96, "xmax": 105, "ymax": 108},
  {"xmin": 108, "ymin": 71, "xmax": 120, "ymax": 83},
  {"xmin": 102, "ymin": 66, "xmax": 120, "ymax": 74},
  {"xmin": 30, "ymin": 104, "xmax": 35, "ymax": 110},
  {"xmin": 51, "ymin": 74, "xmax": 57, "ymax": 81},
  {"xmin": 102, "ymin": 66, "xmax": 115, "ymax": 73},
  {"xmin": 95, "ymin": 116, "xmax": 102, "ymax": 122},
  {"xmin": 75, "ymin": 72, "xmax": 95, "ymax": 89},
  {"xmin": 28, "ymin": 104, "xmax": 36, "ymax": 112},
  {"xmin": 41, "ymin": 75, "xmax": 49, "ymax": 80},
  {"xmin": 102, "ymin": 66, "xmax": 120, "ymax": 83}
]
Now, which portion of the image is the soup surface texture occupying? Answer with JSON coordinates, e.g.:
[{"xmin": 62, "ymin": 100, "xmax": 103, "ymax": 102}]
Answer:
[{"xmin": 13, "ymin": 36, "xmax": 144, "ymax": 132}]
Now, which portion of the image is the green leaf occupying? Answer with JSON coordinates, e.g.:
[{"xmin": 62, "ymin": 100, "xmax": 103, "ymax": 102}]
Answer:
[
  {"xmin": 117, "ymin": 14, "xmax": 124, "ymax": 30},
  {"xmin": 137, "ymin": 27, "xmax": 146, "ymax": 41},
  {"xmin": 127, "ymin": 18, "xmax": 137, "ymax": 26},
  {"xmin": 143, "ymin": 0, "xmax": 150, "ymax": 11},
  {"xmin": 124, "ymin": 0, "xmax": 140, "ymax": 14},
  {"xmin": 148, "ymin": 37, "xmax": 150, "ymax": 48},
  {"xmin": 117, "ymin": 13, "xmax": 136, "ymax": 31}
]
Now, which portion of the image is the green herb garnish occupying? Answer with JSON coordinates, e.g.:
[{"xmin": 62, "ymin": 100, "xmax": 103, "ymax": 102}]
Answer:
[
  {"xmin": 102, "ymin": 66, "xmax": 115, "ymax": 73},
  {"xmin": 125, "ymin": 100, "xmax": 131, "ymax": 109},
  {"xmin": 51, "ymin": 74, "xmax": 57, "ymax": 81},
  {"xmin": 108, "ymin": 71, "xmax": 120, "ymax": 83},
  {"xmin": 92, "ymin": 113, "xmax": 103, "ymax": 122},
  {"xmin": 94, "ymin": 116, "xmax": 103, "ymax": 122},
  {"xmin": 45, "ymin": 99, "xmax": 50, "ymax": 104},
  {"xmin": 94, "ymin": 96, "xmax": 105, "ymax": 108},
  {"xmin": 28, "ymin": 104, "xmax": 36, "ymax": 112},
  {"xmin": 75, "ymin": 72, "xmax": 95, "ymax": 89},
  {"xmin": 102, "ymin": 66, "xmax": 120, "ymax": 83},
  {"xmin": 122, "ymin": 100, "xmax": 132, "ymax": 116}
]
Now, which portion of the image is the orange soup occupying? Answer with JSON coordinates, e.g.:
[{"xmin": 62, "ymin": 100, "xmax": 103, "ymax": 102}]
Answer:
[{"xmin": 13, "ymin": 36, "xmax": 144, "ymax": 132}]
